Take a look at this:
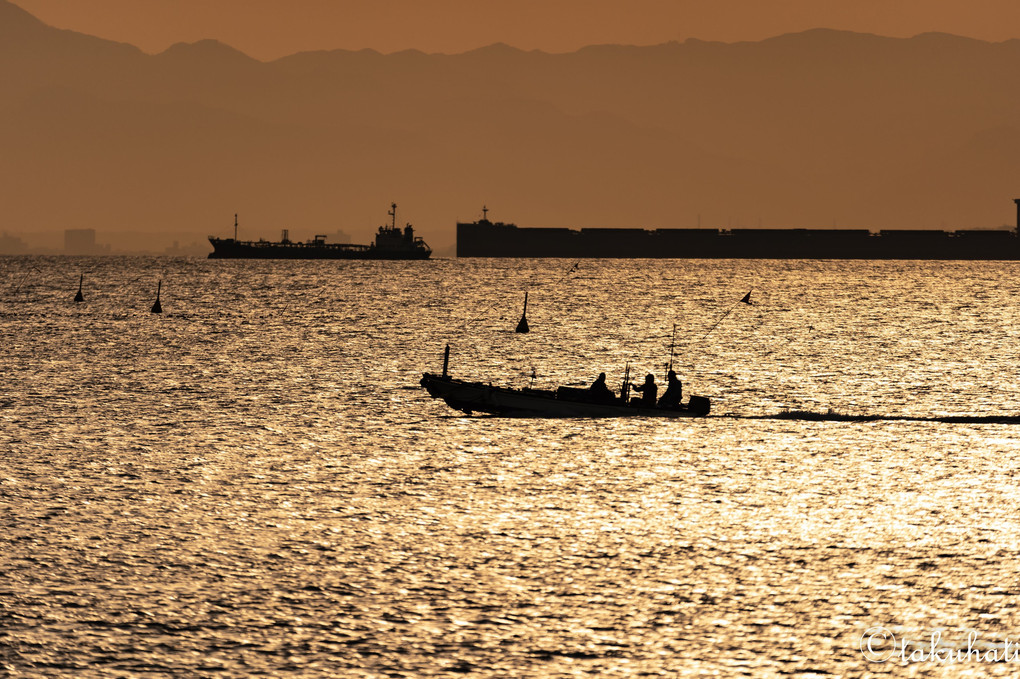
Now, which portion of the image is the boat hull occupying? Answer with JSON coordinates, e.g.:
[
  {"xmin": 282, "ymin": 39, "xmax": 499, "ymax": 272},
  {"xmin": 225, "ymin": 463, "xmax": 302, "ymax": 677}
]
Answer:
[{"xmin": 420, "ymin": 373, "xmax": 710, "ymax": 418}]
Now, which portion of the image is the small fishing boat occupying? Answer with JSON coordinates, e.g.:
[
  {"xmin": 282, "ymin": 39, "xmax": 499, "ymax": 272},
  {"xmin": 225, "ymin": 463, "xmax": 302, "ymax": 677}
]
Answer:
[{"xmin": 420, "ymin": 346, "xmax": 710, "ymax": 418}]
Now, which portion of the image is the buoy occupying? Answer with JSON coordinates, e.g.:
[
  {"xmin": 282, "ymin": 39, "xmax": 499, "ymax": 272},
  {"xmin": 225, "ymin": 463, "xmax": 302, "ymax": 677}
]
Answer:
[
  {"xmin": 151, "ymin": 280, "xmax": 163, "ymax": 314},
  {"xmin": 73, "ymin": 274, "xmax": 84, "ymax": 303},
  {"xmin": 515, "ymin": 292, "xmax": 529, "ymax": 333}
]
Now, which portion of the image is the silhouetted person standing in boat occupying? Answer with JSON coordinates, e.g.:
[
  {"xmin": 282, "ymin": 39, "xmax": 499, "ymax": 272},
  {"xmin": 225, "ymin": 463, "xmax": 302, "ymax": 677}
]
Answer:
[
  {"xmin": 589, "ymin": 372, "xmax": 615, "ymax": 402},
  {"xmin": 657, "ymin": 370, "xmax": 683, "ymax": 409},
  {"xmin": 632, "ymin": 373, "xmax": 657, "ymax": 407}
]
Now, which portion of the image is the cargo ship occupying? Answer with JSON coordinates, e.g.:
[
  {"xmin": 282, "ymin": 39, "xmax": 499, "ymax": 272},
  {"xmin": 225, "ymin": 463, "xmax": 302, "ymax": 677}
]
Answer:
[
  {"xmin": 209, "ymin": 204, "xmax": 431, "ymax": 259},
  {"xmin": 456, "ymin": 201, "xmax": 1020, "ymax": 259}
]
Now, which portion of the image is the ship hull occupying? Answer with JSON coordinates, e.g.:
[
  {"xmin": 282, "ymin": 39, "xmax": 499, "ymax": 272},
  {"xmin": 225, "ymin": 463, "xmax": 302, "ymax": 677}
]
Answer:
[
  {"xmin": 456, "ymin": 221, "xmax": 1020, "ymax": 259},
  {"xmin": 208, "ymin": 238, "xmax": 431, "ymax": 260}
]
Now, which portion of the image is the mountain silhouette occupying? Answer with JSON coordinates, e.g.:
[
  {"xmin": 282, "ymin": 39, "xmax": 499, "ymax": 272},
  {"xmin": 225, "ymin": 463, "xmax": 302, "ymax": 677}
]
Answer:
[{"xmin": 2, "ymin": 0, "xmax": 1019, "ymax": 253}]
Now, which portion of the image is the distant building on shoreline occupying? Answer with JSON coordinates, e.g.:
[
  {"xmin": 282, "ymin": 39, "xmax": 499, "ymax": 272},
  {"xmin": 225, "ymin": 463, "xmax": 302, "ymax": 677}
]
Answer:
[
  {"xmin": 0, "ymin": 232, "xmax": 29, "ymax": 255},
  {"xmin": 64, "ymin": 229, "xmax": 110, "ymax": 255},
  {"xmin": 0, "ymin": 232, "xmax": 28, "ymax": 253}
]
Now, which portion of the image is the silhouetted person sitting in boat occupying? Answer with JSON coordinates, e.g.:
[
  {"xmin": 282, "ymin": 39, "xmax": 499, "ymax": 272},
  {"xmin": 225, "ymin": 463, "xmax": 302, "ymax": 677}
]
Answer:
[
  {"xmin": 632, "ymin": 373, "xmax": 657, "ymax": 407},
  {"xmin": 589, "ymin": 372, "xmax": 615, "ymax": 402},
  {"xmin": 657, "ymin": 370, "xmax": 683, "ymax": 409}
]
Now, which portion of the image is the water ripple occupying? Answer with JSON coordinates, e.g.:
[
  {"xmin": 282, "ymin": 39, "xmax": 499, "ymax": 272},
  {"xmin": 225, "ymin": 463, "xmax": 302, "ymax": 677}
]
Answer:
[{"xmin": 3, "ymin": 257, "xmax": 1020, "ymax": 676}]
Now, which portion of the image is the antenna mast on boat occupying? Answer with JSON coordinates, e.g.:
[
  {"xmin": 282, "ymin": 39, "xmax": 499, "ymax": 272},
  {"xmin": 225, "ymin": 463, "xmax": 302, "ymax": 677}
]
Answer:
[
  {"xmin": 389, "ymin": 203, "xmax": 397, "ymax": 230},
  {"xmin": 234, "ymin": 214, "xmax": 238, "ymax": 241},
  {"xmin": 621, "ymin": 362, "xmax": 631, "ymax": 403},
  {"xmin": 666, "ymin": 323, "xmax": 676, "ymax": 380}
]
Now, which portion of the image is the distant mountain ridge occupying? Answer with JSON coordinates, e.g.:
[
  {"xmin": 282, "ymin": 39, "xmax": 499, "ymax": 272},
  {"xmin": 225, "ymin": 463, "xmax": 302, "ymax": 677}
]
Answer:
[{"xmin": 2, "ymin": 0, "xmax": 1019, "ymax": 252}]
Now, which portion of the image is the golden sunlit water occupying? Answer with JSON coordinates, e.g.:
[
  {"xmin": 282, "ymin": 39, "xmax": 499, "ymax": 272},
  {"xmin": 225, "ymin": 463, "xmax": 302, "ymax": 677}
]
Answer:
[{"xmin": 3, "ymin": 256, "xmax": 1020, "ymax": 677}]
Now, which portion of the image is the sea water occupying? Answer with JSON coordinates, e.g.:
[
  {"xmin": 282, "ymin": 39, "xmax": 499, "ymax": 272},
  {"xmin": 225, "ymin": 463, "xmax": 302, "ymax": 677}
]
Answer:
[{"xmin": 2, "ymin": 256, "xmax": 1020, "ymax": 677}]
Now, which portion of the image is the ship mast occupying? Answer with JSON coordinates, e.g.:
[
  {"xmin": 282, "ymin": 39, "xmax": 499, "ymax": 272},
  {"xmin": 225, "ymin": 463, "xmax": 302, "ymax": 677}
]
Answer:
[{"xmin": 389, "ymin": 203, "xmax": 397, "ymax": 230}]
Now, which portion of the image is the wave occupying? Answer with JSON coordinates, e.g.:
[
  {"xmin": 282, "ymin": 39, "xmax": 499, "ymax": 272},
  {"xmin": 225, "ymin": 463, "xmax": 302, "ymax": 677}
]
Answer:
[{"xmin": 740, "ymin": 410, "xmax": 1020, "ymax": 425}]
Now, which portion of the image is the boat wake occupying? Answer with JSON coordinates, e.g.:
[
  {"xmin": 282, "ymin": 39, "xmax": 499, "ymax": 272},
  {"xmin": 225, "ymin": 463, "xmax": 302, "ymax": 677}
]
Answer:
[{"xmin": 739, "ymin": 410, "xmax": 1020, "ymax": 425}]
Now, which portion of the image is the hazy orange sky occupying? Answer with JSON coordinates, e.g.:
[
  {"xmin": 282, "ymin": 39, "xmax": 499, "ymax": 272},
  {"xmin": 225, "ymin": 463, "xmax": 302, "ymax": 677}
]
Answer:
[{"xmin": 14, "ymin": 0, "xmax": 1020, "ymax": 59}]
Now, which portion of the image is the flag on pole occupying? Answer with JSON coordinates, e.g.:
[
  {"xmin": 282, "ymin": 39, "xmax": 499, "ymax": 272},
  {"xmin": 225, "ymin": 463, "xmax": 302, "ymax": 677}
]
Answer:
[{"xmin": 700, "ymin": 289, "xmax": 754, "ymax": 340}]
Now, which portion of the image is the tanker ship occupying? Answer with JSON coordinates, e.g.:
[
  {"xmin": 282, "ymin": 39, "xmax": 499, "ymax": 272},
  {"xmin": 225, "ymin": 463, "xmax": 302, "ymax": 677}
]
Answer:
[{"xmin": 209, "ymin": 204, "xmax": 431, "ymax": 259}]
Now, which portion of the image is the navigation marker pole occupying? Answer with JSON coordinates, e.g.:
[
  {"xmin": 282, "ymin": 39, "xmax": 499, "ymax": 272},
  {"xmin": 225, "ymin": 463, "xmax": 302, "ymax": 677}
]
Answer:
[
  {"xmin": 151, "ymin": 280, "xmax": 163, "ymax": 314},
  {"xmin": 12, "ymin": 264, "xmax": 41, "ymax": 296},
  {"xmin": 700, "ymin": 289, "xmax": 752, "ymax": 341},
  {"xmin": 515, "ymin": 292, "xmax": 530, "ymax": 333}
]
